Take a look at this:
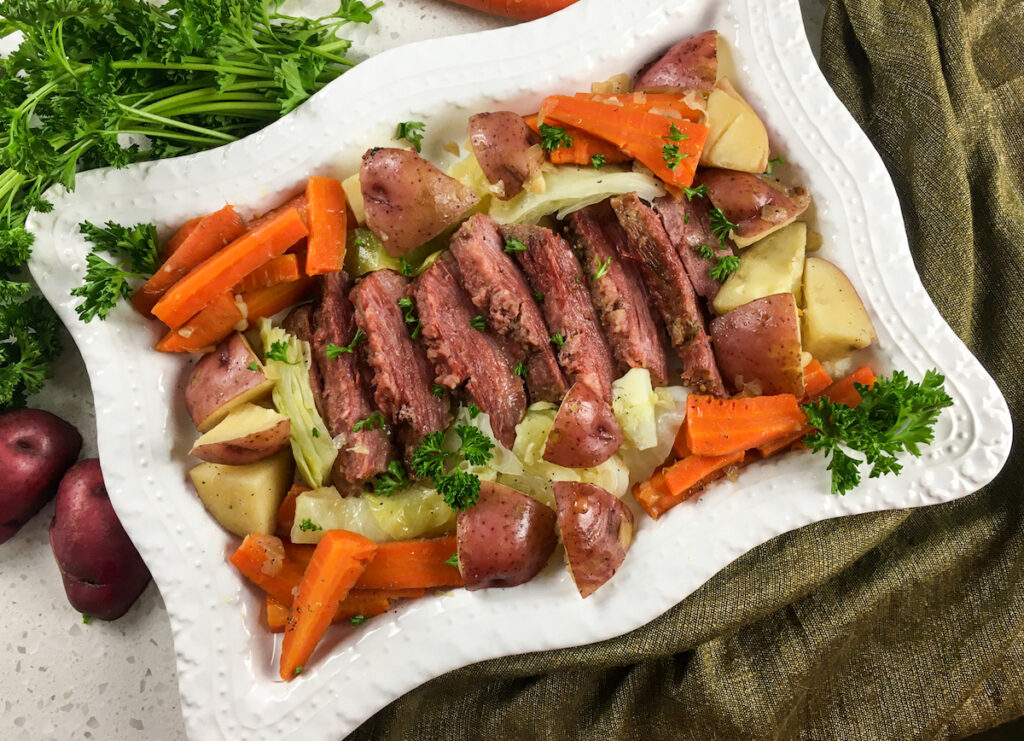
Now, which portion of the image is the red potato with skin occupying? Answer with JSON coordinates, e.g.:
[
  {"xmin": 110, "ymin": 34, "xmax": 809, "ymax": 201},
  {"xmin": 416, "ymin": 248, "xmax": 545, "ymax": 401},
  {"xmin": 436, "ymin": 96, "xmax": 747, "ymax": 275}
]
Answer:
[
  {"xmin": 543, "ymin": 382, "xmax": 623, "ymax": 468},
  {"xmin": 49, "ymin": 460, "xmax": 152, "ymax": 620},
  {"xmin": 456, "ymin": 481, "xmax": 557, "ymax": 591},
  {"xmin": 0, "ymin": 410, "xmax": 82, "ymax": 544},
  {"xmin": 468, "ymin": 111, "xmax": 545, "ymax": 199},
  {"xmin": 360, "ymin": 147, "xmax": 480, "ymax": 256},
  {"xmin": 553, "ymin": 481, "xmax": 633, "ymax": 598},
  {"xmin": 710, "ymin": 293, "xmax": 805, "ymax": 397},
  {"xmin": 184, "ymin": 333, "xmax": 275, "ymax": 432},
  {"xmin": 697, "ymin": 168, "xmax": 810, "ymax": 248},
  {"xmin": 633, "ymin": 30, "xmax": 719, "ymax": 92}
]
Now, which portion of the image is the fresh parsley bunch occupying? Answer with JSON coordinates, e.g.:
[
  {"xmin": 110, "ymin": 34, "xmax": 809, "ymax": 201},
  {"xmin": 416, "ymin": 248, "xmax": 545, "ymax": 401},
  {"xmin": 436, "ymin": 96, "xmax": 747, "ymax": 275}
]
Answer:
[
  {"xmin": 802, "ymin": 369, "xmax": 953, "ymax": 495},
  {"xmin": 0, "ymin": 0, "xmax": 379, "ymax": 408}
]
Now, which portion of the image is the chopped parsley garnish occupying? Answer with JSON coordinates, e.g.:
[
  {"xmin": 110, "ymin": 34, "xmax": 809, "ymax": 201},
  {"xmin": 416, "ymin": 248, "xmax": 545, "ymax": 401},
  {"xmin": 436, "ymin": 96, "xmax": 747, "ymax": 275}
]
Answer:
[
  {"xmin": 468, "ymin": 403, "xmax": 481, "ymax": 419},
  {"xmin": 410, "ymin": 426, "xmax": 495, "ymax": 511},
  {"xmin": 311, "ymin": 427, "xmax": 320, "ymax": 438},
  {"xmin": 764, "ymin": 156, "xmax": 786, "ymax": 176},
  {"xmin": 590, "ymin": 154, "xmax": 606, "ymax": 169},
  {"xmin": 445, "ymin": 553, "xmax": 459, "ymax": 569},
  {"xmin": 504, "ymin": 236, "xmax": 528, "ymax": 253},
  {"xmin": 397, "ymin": 297, "xmax": 421, "ymax": 338},
  {"xmin": 350, "ymin": 614, "xmax": 367, "ymax": 626},
  {"xmin": 72, "ymin": 221, "xmax": 160, "ymax": 323},
  {"xmin": 326, "ymin": 328, "xmax": 366, "ymax": 359},
  {"xmin": 470, "ymin": 315, "xmax": 486, "ymax": 331},
  {"xmin": 533, "ymin": 291, "xmax": 544, "ymax": 302},
  {"xmin": 395, "ymin": 121, "xmax": 426, "ymax": 152},
  {"xmin": 709, "ymin": 255, "xmax": 741, "ymax": 281},
  {"xmin": 802, "ymin": 370, "xmax": 953, "ymax": 495},
  {"xmin": 593, "ymin": 256, "xmax": 613, "ymax": 280},
  {"xmin": 709, "ymin": 207, "xmax": 738, "ymax": 246},
  {"xmin": 661, "ymin": 143, "xmax": 687, "ymax": 170},
  {"xmin": 550, "ymin": 333, "xmax": 565, "ymax": 348},
  {"xmin": 298, "ymin": 518, "xmax": 322, "ymax": 533},
  {"xmin": 514, "ymin": 362, "xmax": 528, "ymax": 378},
  {"xmin": 695, "ymin": 244, "xmax": 716, "ymax": 260},
  {"xmin": 293, "ymin": 666, "xmax": 303, "ymax": 676},
  {"xmin": 539, "ymin": 123, "xmax": 574, "ymax": 152},
  {"xmin": 265, "ymin": 341, "xmax": 298, "ymax": 364},
  {"xmin": 369, "ymin": 460, "xmax": 409, "ymax": 497},
  {"xmin": 683, "ymin": 213, "xmax": 691, "ymax": 224},
  {"xmin": 665, "ymin": 123, "xmax": 689, "ymax": 142},
  {"xmin": 682, "ymin": 184, "xmax": 708, "ymax": 201},
  {"xmin": 353, "ymin": 411, "xmax": 386, "ymax": 432},
  {"xmin": 247, "ymin": 362, "xmax": 260, "ymax": 372},
  {"xmin": 399, "ymin": 257, "xmax": 416, "ymax": 277},
  {"xmin": 81, "ymin": 614, "xmax": 92, "ymax": 625},
  {"xmin": 432, "ymin": 383, "xmax": 445, "ymax": 398}
]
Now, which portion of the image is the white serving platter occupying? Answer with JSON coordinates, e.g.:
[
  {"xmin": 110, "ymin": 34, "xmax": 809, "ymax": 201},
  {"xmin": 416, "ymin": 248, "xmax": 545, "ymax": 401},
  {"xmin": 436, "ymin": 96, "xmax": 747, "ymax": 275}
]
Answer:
[{"xmin": 27, "ymin": 0, "xmax": 1013, "ymax": 738}]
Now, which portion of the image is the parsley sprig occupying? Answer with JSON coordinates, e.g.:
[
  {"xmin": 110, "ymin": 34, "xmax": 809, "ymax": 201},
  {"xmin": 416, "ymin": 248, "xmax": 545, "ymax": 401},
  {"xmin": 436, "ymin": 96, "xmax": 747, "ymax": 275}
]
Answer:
[
  {"xmin": 539, "ymin": 124, "xmax": 573, "ymax": 152},
  {"xmin": 410, "ymin": 425, "xmax": 495, "ymax": 511},
  {"xmin": 395, "ymin": 121, "xmax": 425, "ymax": 152},
  {"xmin": 709, "ymin": 255, "xmax": 740, "ymax": 281},
  {"xmin": 72, "ymin": 221, "xmax": 159, "ymax": 322},
  {"xmin": 326, "ymin": 328, "xmax": 365, "ymax": 359},
  {"xmin": 802, "ymin": 370, "xmax": 953, "ymax": 495},
  {"xmin": 369, "ymin": 460, "xmax": 410, "ymax": 496}
]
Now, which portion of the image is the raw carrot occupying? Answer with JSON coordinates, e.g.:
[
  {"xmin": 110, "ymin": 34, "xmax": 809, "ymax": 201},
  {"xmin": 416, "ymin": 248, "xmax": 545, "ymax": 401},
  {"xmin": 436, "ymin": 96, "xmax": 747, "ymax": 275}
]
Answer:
[
  {"xmin": 574, "ymin": 92, "xmax": 703, "ymax": 122},
  {"xmin": 241, "ymin": 276, "xmax": 315, "ymax": 324},
  {"xmin": 305, "ymin": 177, "xmax": 348, "ymax": 276},
  {"xmin": 524, "ymin": 114, "xmax": 631, "ymax": 166},
  {"xmin": 636, "ymin": 450, "xmax": 745, "ymax": 519},
  {"xmin": 265, "ymin": 588, "xmax": 428, "ymax": 632},
  {"xmin": 133, "ymin": 205, "xmax": 247, "ymax": 316},
  {"xmin": 152, "ymin": 207, "xmax": 308, "ymax": 328},
  {"xmin": 154, "ymin": 293, "xmax": 244, "ymax": 354},
  {"xmin": 280, "ymin": 530, "xmax": 377, "ymax": 680},
  {"xmin": 236, "ymin": 254, "xmax": 301, "ymax": 292},
  {"xmin": 229, "ymin": 534, "xmax": 306, "ymax": 607},
  {"xmin": 439, "ymin": 0, "xmax": 576, "ymax": 20},
  {"xmin": 802, "ymin": 359, "xmax": 833, "ymax": 399},
  {"xmin": 540, "ymin": 95, "xmax": 708, "ymax": 186},
  {"xmin": 162, "ymin": 216, "xmax": 202, "ymax": 260},
  {"xmin": 355, "ymin": 537, "xmax": 462, "ymax": 590},
  {"xmin": 247, "ymin": 193, "xmax": 309, "ymax": 231},
  {"xmin": 275, "ymin": 483, "xmax": 311, "ymax": 539},
  {"xmin": 685, "ymin": 394, "xmax": 806, "ymax": 457}
]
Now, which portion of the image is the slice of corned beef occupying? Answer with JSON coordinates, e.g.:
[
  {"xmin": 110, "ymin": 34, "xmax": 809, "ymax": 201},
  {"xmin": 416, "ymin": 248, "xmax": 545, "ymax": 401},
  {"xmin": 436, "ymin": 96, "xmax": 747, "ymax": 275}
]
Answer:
[{"xmin": 654, "ymin": 194, "xmax": 734, "ymax": 304}]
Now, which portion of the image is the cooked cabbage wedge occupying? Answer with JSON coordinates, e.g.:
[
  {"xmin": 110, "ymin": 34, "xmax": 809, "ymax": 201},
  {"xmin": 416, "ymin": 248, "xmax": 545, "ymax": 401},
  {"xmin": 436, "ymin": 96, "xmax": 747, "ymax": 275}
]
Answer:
[
  {"xmin": 616, "ymin": 387, "xmax": 688, "ymax": 487},
  {"xmin": 364, "ymin": 484, "xmax": 455, "ymax": 540},
  {"xmin": 490, "ymin": 164, "xmax": 665, "ymax": 225},
  {"xmin": 612, "ymin": 368, "xmax": 660, "ymax": 451},
  {"xmin": 345, "ymin": 227, "xmax": 403, "ymax": 277},
  {"xmin": 258, "ymin": 319, "xmax": 337, "ymax": 488},
  {"xmin": 291, "ymin": 486, "xmax": 391, "ymax": 544}
]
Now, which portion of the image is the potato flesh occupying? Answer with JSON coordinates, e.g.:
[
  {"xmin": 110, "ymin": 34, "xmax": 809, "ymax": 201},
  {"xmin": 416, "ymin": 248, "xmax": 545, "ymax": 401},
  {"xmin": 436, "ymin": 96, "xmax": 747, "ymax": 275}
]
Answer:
[
  {"xmin": 701, "ymin": 78, "xmax": 769, "ymax": 173},
  {"xmin": 189, "ymin": 450, "xmax": 293, "ymax": 537},
  {"xmin": 713, "ymin": 222, "xmax": 806, "ymax": 315},
  {"xmin": 189, "ymin": 402, "xmax": 291, "ymax": 464},
  {"xmin": 341, "ymin": 172, "xmax": 366, "ymax": 225},
  {"xmin": 801, "ymin": 257, "xmax": 877, "ymax": 360}
]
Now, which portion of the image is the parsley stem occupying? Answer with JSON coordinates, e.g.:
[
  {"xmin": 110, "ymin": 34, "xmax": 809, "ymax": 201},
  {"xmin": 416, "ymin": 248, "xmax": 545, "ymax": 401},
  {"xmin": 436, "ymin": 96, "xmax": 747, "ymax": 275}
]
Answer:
[{"xmin": 115, "ymin": 104, "xmax": 238, "ymax": 141}]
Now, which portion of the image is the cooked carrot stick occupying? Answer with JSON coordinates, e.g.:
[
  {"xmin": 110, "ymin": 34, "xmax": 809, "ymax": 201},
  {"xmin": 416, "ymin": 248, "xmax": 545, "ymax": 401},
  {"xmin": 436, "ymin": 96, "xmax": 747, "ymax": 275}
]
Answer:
[
  {"xmin": 305, "ymin": 177, "xmax": 348, "ymax": 276},
  {"xmin": 540, "ymin": 95, "xmax": 708, "ymax": 186},
  {"xmin": 574, "ymin": 92, "xmax": 703, "ymax": 122},
  {"xmin": 275, "ymin": 484, "xmax": 311, "ymax": 539},
  {"xmin": 241, "ymin": 276, "xmax": 315, "ymax": 324},
  {"xmin": 162, "ymin": 216, "xmax": 202, "ymax": 260},
  {"xmin": 685, "ymin": 394, "xmax": 806, "ymax": 457},
  {"xmin": 439, "ymin": 0, "xmax": 575, "ymax": 20},
  {"xmin": 236, "ymin": 254, "xmax": 301, "ymax": 292},
  {"xmin": 672, "ymin": 422, "xmax": 691, "ymax": 459},
  {"xmin": 247, "ymin": 193, "xmax": 309, "ymax": 231},
  {"xmin": 152, "ymin": 208, "xmax": 308, "ymax": 328},
  {"xmin": 154, "ymin": 293, "xmax": 244, "ymax": 353},
  {"xmin": 636, "ymin": 450, "xmax": 745, "ymax": 519},
  {"xmin": 355, "ymin": 537, "xmax": 462, "ymax": 590},
  {"xmin": 802, "ymin": 359, "xmax": 833, "ymax": 399},
  {"xmin": 134, "ymin": 205, "xmax": 246, "ymax": 316},
  {"xmin": 265, "ymin": 588, "xmax": 429, "ymax": 632},
  {"xmin": 230, "ymin": 534, "xmax": 306, "ymax": 607},
  {"xmin": 523, "ymin": 114, "xmax": 631, "ymax": 166},
  {"xmin": 280, "ymin": 530, "xmax": 377, "ymax": 680}
]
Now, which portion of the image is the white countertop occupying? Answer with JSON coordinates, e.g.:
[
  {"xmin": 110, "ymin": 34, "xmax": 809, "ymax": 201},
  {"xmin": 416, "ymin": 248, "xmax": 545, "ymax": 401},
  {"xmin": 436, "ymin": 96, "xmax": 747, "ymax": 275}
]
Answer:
[{"xmin": 0, "ymin": 1, "xmax": 827, "ymax": 738}]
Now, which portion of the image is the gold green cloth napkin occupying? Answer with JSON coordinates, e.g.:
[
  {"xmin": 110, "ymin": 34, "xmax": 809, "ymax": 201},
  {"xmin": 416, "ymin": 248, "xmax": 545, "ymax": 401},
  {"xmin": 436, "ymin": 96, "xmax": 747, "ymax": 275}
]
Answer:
[{"xmin": 352, "ymin": 1, "xmax": 1023, "ymax": 738}]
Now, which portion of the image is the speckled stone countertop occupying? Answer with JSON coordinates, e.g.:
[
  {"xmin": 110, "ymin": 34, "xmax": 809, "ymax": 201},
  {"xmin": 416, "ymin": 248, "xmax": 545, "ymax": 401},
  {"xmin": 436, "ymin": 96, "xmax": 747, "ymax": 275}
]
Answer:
[{"xmin": 0, "ymin": 1, "xmax": 828, "ymax": 738}]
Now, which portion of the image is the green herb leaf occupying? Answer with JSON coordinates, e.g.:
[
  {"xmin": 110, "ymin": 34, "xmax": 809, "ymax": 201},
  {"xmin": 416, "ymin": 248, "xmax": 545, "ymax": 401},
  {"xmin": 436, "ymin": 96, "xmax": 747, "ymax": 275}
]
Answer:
[
  {"xmin": 456, "ymin": 424, "xmax": 495, "ymax": 466},
  {"xmin": 72, "ymin": 221, "xmax": 159, "ymax": 322},
  {"xmin": 353, "ymin": 411, "xmax": 386, "ymax": 432},
  {"xmin": 350, "ymin": 614, "xmax": 367, "ymax": 626},
  {"xmin": 514, "ymin": 361, "xmax": 528, "ymax": 378},
  {"xmin": 445, "ymin": 552, "xmax": 459, "ymax": 569},
  {"xmin": 395, "ymin": 121, "xmax": 426, "ymax": 152},
  {"xmin": 695, "ymin": 244, "xmax": 715, "ymax": 260},
  {"xmin": 298, "ymin": 518, "xmax": 322, "ymax": 532},
  {"xmin": 590, "ymin": 154, "xmax": 606, "ymax": 169},
  {"xmin": 326, "ymin": 328, "xmax": 366, "ymax": 359},
  {"xmin": 437, "ymin": 469, "xmax": 481, "ymax": 511},
  {"xmin": 370, "ymin": 460, "xmax": 409, "ymax": 496},
  {"xmin": 533, "ymin": 291, "xmax": 544, "ymax": 302},
  {"xmin": 665, "ymin": 123, "xmax": 690, "ymax": 142},
  {"xmin": 410, "ymin": 431, "xmax": 448, "ymax": 480},
  {"xmin": 432, "ymin": 383, "xmax": 445, "ymax": 398},
  {"xmin": 539, "ymin": 123, "xmax": 574, "ymax": 152},
  {"xmin": 81, "ymin": 614, "xmax": 92, "ymax": 625},
  {"xmin": 708, "ymin": 207, "xmax": 738, "ymax": 246},
  {"xmin": 470, "ymin": 315, "xmax": 486, "ymax": 331},
  {"xmin": 709, "ymin": 255, "xmax": 741, "ymax": 281},
  {"xmin": 397, "ymin": 296, "xmax": 421, "ymax": 338},
  {"xmin": 682, "ymin": 184, "xmax": 708, "ymax": 201},
  {"xmin": 399, "ymin": 257, "xmax": 416, "ymax": 276},
  {"xmin": 763, "ymin": 156, "xmax": 786, "ymax": 176},
  {"xmin": 467, "ymin": 403, "xmax": 481, "ymax": 419},
  {"xmin": 247, "ymin": 362, "xmax": 260, "ymax": 371},
  {"xmin": 503, "ymin": 236, "xmax": 528, "ymax": 253},
  {"xmin": 593, "ymin": 256, "xmax": 613, "ymax": 280},
  {"xmin": 661, "ymin": 143, "xmax": 688, "ymax": 170},
  {"xmin": 265, "ymin": 341, "xmax": 298, "ymax": 364},
  {"xmin": 550, "ymin": 333, "xmax": 565, "ymax": 348}
]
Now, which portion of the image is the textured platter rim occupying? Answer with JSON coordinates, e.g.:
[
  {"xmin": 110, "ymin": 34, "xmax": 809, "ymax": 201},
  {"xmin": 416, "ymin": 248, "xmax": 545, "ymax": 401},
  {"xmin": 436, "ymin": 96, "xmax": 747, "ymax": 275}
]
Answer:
[{"xmin": 25, "ymin": 0, "xmax": 1012, "ymax": 738}]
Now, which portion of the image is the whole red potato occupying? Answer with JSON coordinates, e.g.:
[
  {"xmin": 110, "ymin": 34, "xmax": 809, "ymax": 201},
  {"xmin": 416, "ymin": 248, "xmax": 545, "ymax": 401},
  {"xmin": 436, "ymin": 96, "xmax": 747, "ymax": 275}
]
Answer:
[
  {"xmin": 50, "ymin": 460, "xmax": 151, "ymax": 620},
  {"xmin": 0, "ymin": 409, "xmax": 82, "ymax": 544}
]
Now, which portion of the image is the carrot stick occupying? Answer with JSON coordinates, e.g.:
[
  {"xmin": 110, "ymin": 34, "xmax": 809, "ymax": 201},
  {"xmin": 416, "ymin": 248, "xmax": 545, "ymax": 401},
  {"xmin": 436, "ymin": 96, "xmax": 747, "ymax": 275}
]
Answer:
[
  {"xmin": 276, "ymin": 484, "xmax": 311, "ymax": 539},
  {"xmin": 236, "ymin": 254, "xmax": 301, "ymax": 292},
  {"xmin": 152, "ymin": 208, "xmax": 308, "ymax": 328},
  {"xmin": 355, "ymin": 537, "xmax": 462, "ymax": 590},
  {"xmin": 162, "ymin": 216, "xmax": 202, "ymax": 260},
  {"xmin": 229, "ymin": 534, "xmax": 306, "ymax": 607},
  {"xmin": 154, "ymin": 293, "xmax": 243, "ymax": 354},
  {"xmin": 280, "ymin": 530, "xmax": 377, "ymax": 680},
  {"xmin": 305, "ymin": 177, "xmax": 348, "ymax": 276},
  {"xmin": 685, "ymin": 394, "xmax": 806, "ymax": 457},
  {"xmin": 540, "ymin": 95, "xmax": 708, "ymax": 186},
  {"xmin": 439, "ymin": 0, "xmax": 576, "ymax": 20},
  {"xmin": 134, "ymin": 205, "xmax": 247, "ymax": 316},
  {"xmin": 265, "ymin": 588, "xmax": 429, "ymax": 633},
  {"xmin": 802, "ymin": 359, "xmax": 833, "ymax": 399},
  {"xmin": 574, "ymin": 92, "xmax": 703, "ymax": 122},
  {"xmin": 523, "ymin": 114, "xmax": 631, "ymax": 167},
  {"xmin": 241, "ymin": 276, "xmax": 315, "ymax": 324},
  {"xmin": 247, "ymin": 193, "xmax": 309, "ymax": 231},
  {"xmin": 636, "ymin": 450, "xmax": 745, "ymax": 519}
]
